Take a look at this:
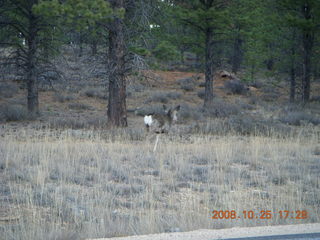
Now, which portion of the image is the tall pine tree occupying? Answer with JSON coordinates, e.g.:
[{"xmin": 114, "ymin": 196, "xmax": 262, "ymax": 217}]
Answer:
[{"xmin": 173, "ymin": 0, "xmax": 230, "ymax": 108}]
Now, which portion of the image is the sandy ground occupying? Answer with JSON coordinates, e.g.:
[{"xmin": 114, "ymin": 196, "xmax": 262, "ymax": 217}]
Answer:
[{"xmin": 87, "ymin": 223, "xmax": 320, "ymax": 240}]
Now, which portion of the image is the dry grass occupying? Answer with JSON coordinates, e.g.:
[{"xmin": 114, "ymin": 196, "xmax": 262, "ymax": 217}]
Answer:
[
  {"xmin": 0, "ymin": 64, "xmax": 319, "ymax": 239},
  {"xmin": 0, "ymin": 126, "xmax": 319, "ymax": 239}
]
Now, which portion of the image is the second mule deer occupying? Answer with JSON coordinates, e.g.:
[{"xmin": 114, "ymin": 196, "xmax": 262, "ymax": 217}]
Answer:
[{"xmin": 144, "ymin": 105, "xmax": 180, "ymax": 133}]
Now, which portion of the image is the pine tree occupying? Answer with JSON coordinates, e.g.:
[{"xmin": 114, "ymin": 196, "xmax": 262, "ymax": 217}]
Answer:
[
  {"xmin": 0, "ymin": 0, "xmax": 113, "ymax": 116},
  {"xmin": 0, "ymin": 0, "xmax": 62, "ymax": 116},
  {"xmin": 173, "ymin": 0, "xmax": 231, "ymax": 108},
  {"xmin": 279, "ymin": 0, "xmax": 320, "ymax": 102},
  {"xmin": 106, "ymin": 0, "xmax": 159, "ymax": 127}
]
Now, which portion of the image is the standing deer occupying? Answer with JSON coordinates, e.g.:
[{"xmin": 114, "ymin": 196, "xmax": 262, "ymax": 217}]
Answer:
[
  {"xmin": 144, "ymin": 104, "xmax": 180, "ymax": 152},
  {"xmin": 144, "ymin": 105, "xmax": 180, "ymax": 133}
]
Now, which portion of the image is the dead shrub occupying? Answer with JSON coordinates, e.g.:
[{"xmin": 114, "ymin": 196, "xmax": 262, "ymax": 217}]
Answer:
[
  {"xmin": 0, "ymin": 82, "xmax": 19, "ymax": 98},
  {"xmin": 224, "ymin": 80, "xmax": 248, "ymax": 95},
  {"xmin": 178, "ymin": 77, "xmax": 196, "ymax": 92},
  {"xmin": 68, "ymin": 103, "xmax": 93, "ymax": 111},
  {"xmin": 178, "ymin": 103, "xmax": 203, "ymax": 121},
  {"xmin": 279, "ymin": 111, "xmax": 320, "ymax": 126},
  {"xmin": 127, "ymin": 83, "xmax": 145, "ymax": 93},
  {"xmin": 198, "ymin": 82, "xmax": 206, "ymax": 87},
  {"xmin": 250, "ymin": 81, "xmax": 264, "ymax": 89},
  {"xmin": 53, "ymin": 92, "xmax": 75, "ymax": 103},
  {"xmin": 260, "ymin": 85, "xmax": 280, "ymax": 101},
  {"xmin": 180, "ymin": 83, "xmax": 195, "ymax": 91},
  {"xmin": 187, "ymin": 115, "xmax": 293, "ymax": 136},
  {"xmin": 49, "ymin": 116, "xmax": 107, "ymax": 129},
  {"xmin": 135, "ymin": 104, "xmax": 166, "ymax": 116},
  {"xmin": 310, "ymin": 96, "xmax": 320, "ymax": 102},
  {"xmin": 0, "ymin": 104, "xmax": 28, "ymax": 121},
  {"xmin": 204, "ymin": 98, "xmax": 240, "ymax": 118},
  {"xmin": 314, "ymin": 146, "xmax": 320, "ymax": 155},
  {"xmin": 197, "ymin": 89, "xmax": 205, "ymax": 99},
  {"xmin": 84, "ymin": 88, "xmax": 106, "ymax": 99},
  {"xmin": 261, "ymin": 92, "xmax": 280, "ymax": 102},
  {"xmin": 146, "ymin": 91, "xmax": 181, "ymax": 104},
  {"xmin": 147, "ymin": 92, "xmax": 169, "ymax": 103}
]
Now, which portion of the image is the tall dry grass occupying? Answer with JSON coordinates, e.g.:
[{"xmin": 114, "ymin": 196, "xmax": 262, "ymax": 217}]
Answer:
[{"xmin": 0, "ymin": 125, "xmax": 319, "ymax": 240}]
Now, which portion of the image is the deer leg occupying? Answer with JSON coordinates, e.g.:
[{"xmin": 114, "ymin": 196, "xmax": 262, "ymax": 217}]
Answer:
[{"xmin": 153, "ymin": 135, "xmax": 160, "ymax": 152}]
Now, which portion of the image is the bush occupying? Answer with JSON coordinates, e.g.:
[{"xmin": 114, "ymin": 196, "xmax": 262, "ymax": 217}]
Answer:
[
  {"xmin": 237, "ymin": 99, "xmax": 255, "ymax": 110},
  {"xmin": 310, "ymin": 96, "xmax": 320, "ymax": 102},
  {"xmin": 178, "ymin": 77, "xmax": 196, "ymax": 92},
  {"xmin": 106, "ymin": 127, "xmax": 145, "ymax": 141},
  {"xmin": 134, "ymin": 104, "xmax": 166, "ymax": 116},
  {"xmin": 198, "ymin": 82, "xmax": 206, "ymax": 87},
  {"xmin": 250, "ymin": 81, "xmax": 264, "ymax": 89},
  {"xmin": 0, "ymin": 104, "xmax": 28, "ymax": 121},
  {"xmin": 177, "ymin": 77, "xmax": 195, "ymax": 85},
  {"xmin": 0, "ymin": 83, "xmax": 19, "ymax": 98},
  {"xmin": 127, "ymin": 83, "xmax": 145, "ymax": 94},
  {"xmin": 187, "ymin": 115, "xmax": 292, "ymax": 136},
  {"xmin": 178, "ymin": 103, "xmax": 203, "ymax": 121},
  {"xmin": 49, "ymin": 117, "xmax": 82, "ymax": 129},
  {"xmin": 68, "ymin": 103, "xmax": 93, "ymax": 111},
  {"xmin": 226, "ymin": 115, "xmax": 266, "ymax": 135},
  {"xmin": 261, "ymin": 92, "xmax": 280, "ymax": 102},
  {"xmin": 181, "ymin": 83, "xmax": 195, "ymax": 91},
  {"xmin": 146, "ymin": 91, "xmax": 181, "ymax": 103},
  {"xmin": 279, "ymin": 111, "xmax": 320, "ymax": 126},
  {"xmin": 224, "ymin": 80, "xmax": 248, "ymax": 95},
  {"xmin": 53, "ymin": 93, "xmax": 75, "ymax": 103},
  {"xmin": 84, "ymin": 88, "xmax": 106, "ymax": 99},
  {"xmin": 314, "ymin": 146, "xmax": 320, "ymax": 155},
  {"xmin": 261, "ymin": 85, "xmax": 280, "ymax": 102},
  {"xmin": 248, "ymin": 96, "xmax": 259, "ymax": 105},
  {"xmin": 49, "ymin": 116, "xmax": 107, "ymax": 129},
  {"xmin": 166, "ymin": 92, "xmax": 182, "ymax": 99},
  {"xmin": 197, "ymin": 89, "xmax": 205, "ymax": 99},
  {"xmin": 204, "ymin": 98, "xmax": 240, "ymax": 118},
  {"xmin": 147, "ymin": 92, "xmax": 169, "ymax": 103}
]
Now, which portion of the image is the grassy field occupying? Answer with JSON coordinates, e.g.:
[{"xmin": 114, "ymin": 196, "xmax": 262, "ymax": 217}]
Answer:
[
  {"xmin": 0, "ymin": 124, "xmax": 319, "ymax": 240},
  {"xmin": 1, "ymin": 49, "xmax": 320, "ymax": 239}
]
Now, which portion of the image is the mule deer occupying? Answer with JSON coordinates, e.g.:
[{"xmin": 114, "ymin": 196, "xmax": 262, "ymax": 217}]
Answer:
[{"xmin": 144, "ymin": 105, "xmax": 180, "ymax": 133}]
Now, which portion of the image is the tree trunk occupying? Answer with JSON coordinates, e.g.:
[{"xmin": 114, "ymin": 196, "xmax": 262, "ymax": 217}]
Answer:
[
  {"xmin": 27, "ymin": 11, "xmax": 39, "ymax": 116},
  {"xmin": 266, "ymin": 58, "xmax": 274, "ymax": 71},
  {"xmin": 289, "ymin": 41, "xmax": 296, "ymax": 102},
  {"xmin": 250, "ymin": 64, "xmax": 255, "ymax": 82},
  {"xmin": 78, "ymin": 32, "xmax": 83, "ymax": 57},
  {"xmin": 91, "ymin": 41, "xmax": 97, "ymax": 55},
  {"xmin": 302, "ymin": 32, "xmax": 312, "ymax": 102},
  {"xmin": 301, "ymin": 3, "xmax": 313, "ymax": 102},
  {"xmin": 204, "ymin": 27, "xmax": 214, "ymax": 108},
  {"xmin": 180, "ymin": 49, "xmax": 184, "ymax": 65},
  {"xmin": 290, "ymin": 64, "xmax": 296, "ymax": 102},
  {"xmin": 231, "ymin": 33, "xmax": 242, "ymax": 74},
  {"xmin": 107, "ymin": 0, "xmax": 127, "ymax": 127}
]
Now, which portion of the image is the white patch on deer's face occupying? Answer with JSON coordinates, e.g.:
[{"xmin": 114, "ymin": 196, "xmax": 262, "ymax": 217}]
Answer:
[
  {"xmin": 172, "ymin": 111, "xmax": 178, "ymax": 122},
  {"xmin": 144, "ymin": 115, "xmax": 153, "ymax": 126}
]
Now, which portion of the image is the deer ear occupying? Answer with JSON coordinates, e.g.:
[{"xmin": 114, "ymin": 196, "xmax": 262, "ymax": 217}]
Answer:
[
  {"xmin": 163, "ymin": 104, "xmax": 167, "ymax": 110},
  {"xmin": 175, "ymin": 105, "xmax": 180, "ymax": 111}
]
